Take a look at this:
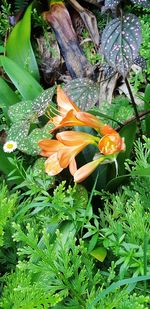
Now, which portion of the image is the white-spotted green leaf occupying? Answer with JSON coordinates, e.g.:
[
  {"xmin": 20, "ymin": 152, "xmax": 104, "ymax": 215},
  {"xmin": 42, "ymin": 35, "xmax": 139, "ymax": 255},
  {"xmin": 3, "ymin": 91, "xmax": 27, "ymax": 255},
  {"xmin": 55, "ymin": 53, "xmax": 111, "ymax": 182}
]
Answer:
[
  {"xmin": 23, "ymin": 123, "xmax": 53, "ymax": 155},
  {"xmin": 6, "ymin": 120, "xmax": 30, "ymax": 152},
  {"xmin": 101, "ymin": 14, "xmax": 142, "ymax": 77},
  {"xmin": 6, "ymin": 4, "xmax": 40, "ymax": 80},
  {"xmin": 104, "ymin": 0, "xmax": 121, "ymax": 10},
  {"xmin": 8, "ymin": 100, "xmax": 37, "ymax": 123},
  {"xmin": 64, "ymin": 78, "xmax": 99, "ymax": 110},
  {"xmin": 130, "ymin": 0, "xmax": 150, "ymax": 7},
  {"xmin": 32, "ymin": 86, "xmax": 56, "ymax": 116}
]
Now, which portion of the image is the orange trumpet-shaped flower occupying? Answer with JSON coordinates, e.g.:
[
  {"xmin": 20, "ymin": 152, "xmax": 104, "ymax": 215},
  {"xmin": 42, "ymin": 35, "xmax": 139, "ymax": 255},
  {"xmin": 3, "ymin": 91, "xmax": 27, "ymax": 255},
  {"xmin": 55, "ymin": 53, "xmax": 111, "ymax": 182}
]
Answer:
[
  {"xmin": 98, "ymin": 133, "xmax": 125, "ymax": 155},
  {"xmin": 74, "ymin": 156, "xmax": 106, "ymax": 183},
  {"xmin": 56, "ymin": 131, "xmax": 99, "ymax": 146},
  {"xmin": 51, "ymin": 86, "xmax": 80, "ymax": 126}
]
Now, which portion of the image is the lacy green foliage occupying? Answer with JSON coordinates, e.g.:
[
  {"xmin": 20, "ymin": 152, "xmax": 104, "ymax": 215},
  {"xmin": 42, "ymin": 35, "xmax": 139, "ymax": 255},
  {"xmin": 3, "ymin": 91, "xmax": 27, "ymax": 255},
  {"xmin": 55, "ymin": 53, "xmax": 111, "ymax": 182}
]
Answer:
[
  {"xmin": 1, "ymin": 226, "xmax": 150, "ymax": 308},
  {"xmin": 0, "ymin": 269, "xmax": 62, "ymax": 309},
  {"xmin": 94, "ymin": 95, "xmax": 134, "ymax": 127},
  {"xmin": 125, "ymin": 136, "xmax": 150, "ymax": 176},
  {"xmin": 0, "ymin": 0, "xmax": 12, "ymax": 43},
  {"xmin": 82, "ymin": 30, "xmax": 102, "ymax": 65},
  {"xmin": 0, "ymin": 183, "xmax": 17, "ymax": 247},
  {"xmin": 0, "ymin": 183, "xmax": 18, "ymax": 271},
  {"xmin": 140, "ymin": 14, "xmax": 150, "ymax": 79},
  {"xmin": 97, "ymin": 138, "xmax": 150, "ymax": 278},
  {"xmin": 2, "ymin": 227, "xmax": 101, "ymax": 308}
]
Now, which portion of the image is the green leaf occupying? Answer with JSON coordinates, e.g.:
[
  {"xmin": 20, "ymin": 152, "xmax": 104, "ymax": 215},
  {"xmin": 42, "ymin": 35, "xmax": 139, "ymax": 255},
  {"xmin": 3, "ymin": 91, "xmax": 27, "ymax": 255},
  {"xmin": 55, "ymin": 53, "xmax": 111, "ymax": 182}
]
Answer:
[
  {"xmin": 0, "ymin": 146, "xmax": 16, "ymax": 175},
  {"xmin": 7, "ymin": 120, "xmax": 30, "ymax": 152},
  {"xmin": 90, "ymin": 246, "xmax": 107, "ymax": 262},
  {"xmin": 0, "ymin": 56, "xmax": 43, "ymax": 100},
  {"xmin": 24, "ymin": 123, "xmax": 53, "ymax": 155},
  {"xmin": 132, "ymin": 166, "xmax": 150, "ymax": 176},
  {"xmin": 106, "ymin": 174, "xmax": 130, "ymax": 192},
  {"xmin": 0, "ymin": 77, "xmax": 19, "ymax": 109},
  {"xmin": 32, "ymin": 86, "xmax": 56, "ymax": 116},
  {"xmin": 64, "ymin": 78, "xmax": 99, "ymax": 110},
  {"xmin": 130, "ymin": 0, "xmax": 150, "ymax": 7},
  {"xmin": 117, "ymin": 121, "xmax": 137, "ymax": 175},
  {"xmin": 8, "ymin": 100, "xmax": 35, "ymax": 122},
  {"xmin": 101, "ymin": 14, "xmax": 141, "ymax": 77},
  {"xmin": 144, "ymin": 84, "xmax": 150, "ymax": 137},
  {"xmin": 89, "ymin": 275, "xmax": 150, "ymax": 308},
  {"xmin": 104, "ymin": 0, "xmax": 121, "ymax": 10},
  {"xmin": 6, "ymin": 4, "xmax": 40, "ymax": 80}
]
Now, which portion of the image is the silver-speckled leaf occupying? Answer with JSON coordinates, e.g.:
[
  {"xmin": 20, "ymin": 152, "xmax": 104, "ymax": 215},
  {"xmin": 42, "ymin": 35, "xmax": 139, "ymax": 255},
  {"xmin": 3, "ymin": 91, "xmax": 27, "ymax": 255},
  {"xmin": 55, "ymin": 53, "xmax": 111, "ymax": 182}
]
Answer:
[
  {"xmin": 7, "ymin": 120, "xmax": 30, "ymax": 152},
  {"xmin": 101, "ymin": 14, "xmax": 142, "ymax": 77},
  {"xmin": 32, "ymin": 86, "xmax": 56, "ymax": 116},
  {"xmin": 8, "ymin": 100, "xmax": 36, "ymax": 123},
  {"xmin": 64, "ymin": 78, "xmax": 99, "ymax": 110},
  {"xmin": 130, "ymin": 0, "xmax": 150, "ymax": 7},
  {"xmin": 25, "ymin": 123, "xmax": 53, "ymax": 155},
  {"xmin": 104, "ymin": 0, "xmax": 121, "ymax": 10},
  {"xmin": 134, "ymin": 55, "xmax": 147, "ymax": 69}
]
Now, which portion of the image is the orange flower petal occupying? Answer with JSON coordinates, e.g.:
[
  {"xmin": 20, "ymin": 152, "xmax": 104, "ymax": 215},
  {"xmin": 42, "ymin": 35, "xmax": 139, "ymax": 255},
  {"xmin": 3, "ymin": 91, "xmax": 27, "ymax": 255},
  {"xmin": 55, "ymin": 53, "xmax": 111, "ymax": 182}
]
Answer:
[
  {"xmin": 69, "ymin": 158, "xmax": 77, "ymax": 176},
  {"xmin": 100, "ymin": 124, "xmax": 118, "ymax": 136},
  {"xmin": 57, "ymin": 86, "xmax": 80, "ymax": 116},
  {"xmin": 74, "ymin": 157, "xmax": 106, "ymax": 183},
  {"xmin": 76, "ymin": 112, "xmax": 105, "ymax": 131},
  {"xmin": 98, "ymin": 134, "xmax": 125, "ymax": 155},
  {"xmin": 58, "ymin": 143, "xmax": 88, "ymax": 168},
  {"xmin": 56, "ymin": 131, "xmax": 97, "ymax": 146},
  {"xmin": 39, "ymin": 139, "xmax": 65, "ymax": 152},
  {"xmin": 45, "ymin": 153, "xmax": 64, "ymax": 176}
]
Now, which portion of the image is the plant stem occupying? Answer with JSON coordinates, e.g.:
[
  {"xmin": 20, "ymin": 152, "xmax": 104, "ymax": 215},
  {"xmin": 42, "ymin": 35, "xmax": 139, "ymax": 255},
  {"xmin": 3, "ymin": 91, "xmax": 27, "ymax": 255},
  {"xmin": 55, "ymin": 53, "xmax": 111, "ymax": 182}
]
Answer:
[
  {"xmin": 116, "ymin": 109, "xmax": 150, "ymax": 131},
  {"xmin": 125, "ymin": 78, "xmax": 143, "ymax": 138}
]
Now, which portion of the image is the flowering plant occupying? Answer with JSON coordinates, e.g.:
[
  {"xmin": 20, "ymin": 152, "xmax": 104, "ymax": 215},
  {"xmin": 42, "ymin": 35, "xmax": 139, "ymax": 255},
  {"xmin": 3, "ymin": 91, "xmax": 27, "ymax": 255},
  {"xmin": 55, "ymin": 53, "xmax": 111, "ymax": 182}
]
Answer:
[{"xmin": 39, "ymin": 86, "xmax": 125, "ymax": 183}]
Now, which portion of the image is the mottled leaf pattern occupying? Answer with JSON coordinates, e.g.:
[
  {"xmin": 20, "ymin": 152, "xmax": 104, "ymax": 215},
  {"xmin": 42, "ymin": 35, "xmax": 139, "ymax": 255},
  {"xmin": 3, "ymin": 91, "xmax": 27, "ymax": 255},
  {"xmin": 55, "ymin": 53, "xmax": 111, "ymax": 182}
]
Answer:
[
  {"xmin": 8, "ymin": 100, "xmax": 36, "ymax": 123},
  {"xmin": 64, "ymin": 78, "xmax": 99, "ymax": 110},
  {"xmin": 134, "ymin": 55, "xmax": 147, "ymax": 69},
  {"xmin": 101, "ymin": 14, "xmax": 142, "ymax": 77},
  {"xmin": 24, "ymin": 123, "xmax": 53, "ymax": 155},
  {"xmin": 104, "ymin": 0, "xmax": 121, "ymax": 9},
  {"xmin": 130, "ymin": 0, "xmax": 150, "ymax": 7},
  {"xmin": 32, "ymin": 86, "xmax": 56, "ymax": 116},
  {"xmin": 7, "ymin": 120, "xmax": 30, "ymax": 152}
]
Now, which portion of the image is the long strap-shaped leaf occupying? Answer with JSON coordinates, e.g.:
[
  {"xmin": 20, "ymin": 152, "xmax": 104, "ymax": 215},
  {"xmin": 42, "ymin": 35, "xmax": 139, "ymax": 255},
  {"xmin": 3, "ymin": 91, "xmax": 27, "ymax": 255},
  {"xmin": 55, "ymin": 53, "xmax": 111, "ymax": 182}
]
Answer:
[
  {"xmin": 89, "ymin": 274, "xmax": 150, "ymax": 308},
  {"xmin": 6, "ymin": 3, "xmax": 40, "ymax": 81},
  {"xmin": 0, "ymin": 77, "xmax": 19, "ymax": 109},
  {"xmin": 0, "ymin": 56, "xmax": 43, "ymax": 100}
]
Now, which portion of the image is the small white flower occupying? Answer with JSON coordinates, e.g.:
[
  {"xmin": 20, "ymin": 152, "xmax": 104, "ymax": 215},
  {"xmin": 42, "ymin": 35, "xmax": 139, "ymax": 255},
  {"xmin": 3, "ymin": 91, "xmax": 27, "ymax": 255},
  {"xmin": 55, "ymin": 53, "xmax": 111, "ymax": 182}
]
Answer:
[{"xmin": 3, "ymin": 141, "xmax": 17, "ymax": 153}]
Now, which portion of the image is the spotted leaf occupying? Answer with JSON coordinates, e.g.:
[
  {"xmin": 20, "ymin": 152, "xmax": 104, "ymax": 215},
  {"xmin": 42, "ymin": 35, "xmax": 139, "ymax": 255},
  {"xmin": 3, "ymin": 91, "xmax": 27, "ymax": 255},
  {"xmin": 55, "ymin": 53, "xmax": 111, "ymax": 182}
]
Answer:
[
  {"xmin": 64, "ymin": 78, "xmax": 99, "ymax": 111},
  {"xmin": 130, "ymin": 0, "xmax": 150, "ymax": 7},
  {"xmin": 101, "ymin": 14, "xmax": 142, "ymax": 77},
  {"xmin": 104, "ymin": 0, "xmax": 121, "ymax": 10},
  {"xmin": 8, "ymin": 100, "xmax": 37, "ymax": 123},
  {"xmin": 24, "ymin": 123, "xmax": 53, "ymax": 155},
  {"xmin": 32, "ymin": 86, "xmax": 56, "ymax": 116},
  {"xmin": 6, "ymin": 120, "xmax": 30, "ymax": 152}
]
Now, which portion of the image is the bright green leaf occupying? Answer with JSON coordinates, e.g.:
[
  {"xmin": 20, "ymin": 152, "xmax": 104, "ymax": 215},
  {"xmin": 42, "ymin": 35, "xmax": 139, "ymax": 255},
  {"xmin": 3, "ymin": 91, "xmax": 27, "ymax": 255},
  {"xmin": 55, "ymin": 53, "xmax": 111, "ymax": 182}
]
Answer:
[
  {"xmin": 6, "ymin": 4, "xmax": 40, "ymax": 80},
  {"xmin": 0, "ymin": 56, "xmax": 43, "ymax": 100},
  {"xmin": 90, "ymin": 246, "xmax": 107, "ymax": 262}
]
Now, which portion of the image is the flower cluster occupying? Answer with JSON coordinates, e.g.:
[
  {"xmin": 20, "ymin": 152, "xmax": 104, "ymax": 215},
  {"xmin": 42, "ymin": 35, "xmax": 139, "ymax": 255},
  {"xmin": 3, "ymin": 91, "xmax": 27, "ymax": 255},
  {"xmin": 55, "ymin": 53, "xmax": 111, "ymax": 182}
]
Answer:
[{"xmin": 39, "ymin": 86, "xmax": 125, "ymax": 183}]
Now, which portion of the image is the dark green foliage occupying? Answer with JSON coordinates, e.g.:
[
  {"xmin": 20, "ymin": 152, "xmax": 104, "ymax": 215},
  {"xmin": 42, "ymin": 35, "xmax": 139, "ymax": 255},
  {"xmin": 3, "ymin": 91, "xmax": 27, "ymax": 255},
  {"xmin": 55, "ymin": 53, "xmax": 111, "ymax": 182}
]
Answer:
[
  {"xmin": 64, "ymin": 78, "xmax": 99, "ymax": 110},
  {"xmin": 14, "ymin": 0, "xmax": 30, "ymax": 13},
  {"xmin": 101, "ymin": 14, "xmax": 141, "ymax": 77}
]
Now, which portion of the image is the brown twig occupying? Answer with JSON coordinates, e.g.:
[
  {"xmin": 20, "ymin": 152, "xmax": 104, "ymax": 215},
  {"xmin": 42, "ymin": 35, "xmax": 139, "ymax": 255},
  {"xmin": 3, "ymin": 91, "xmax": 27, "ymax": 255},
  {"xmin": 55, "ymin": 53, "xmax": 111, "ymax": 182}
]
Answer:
[{"xmin": 116, "ymin": 109, "xmax": 150, "ymax": 132}]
